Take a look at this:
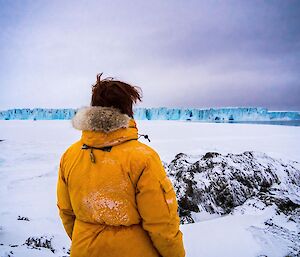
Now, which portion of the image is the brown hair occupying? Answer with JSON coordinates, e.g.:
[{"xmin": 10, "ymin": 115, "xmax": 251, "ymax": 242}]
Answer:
[{"xmin": 91, "ymin": 73, "xmax": 142, "ymax": 118}]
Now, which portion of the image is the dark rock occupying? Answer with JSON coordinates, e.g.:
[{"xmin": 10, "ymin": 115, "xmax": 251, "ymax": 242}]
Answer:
[
  {"xmin": 277, "ymin": 199, "xmax": 300, "ymax": 214},
  {"xmin": 167, "ymin": 150, "xmax": 300, "ymax": 224},
  {"xmin": 17, "ymin": 216, "xmax": 30, "ymax": 221},
  {"xmin": 202, "ymin": 152, "xmax": 220, "ymax": 160},
  {"xmin": 24, "ymin": 236, "xmax": 55, "ymax": 253}
]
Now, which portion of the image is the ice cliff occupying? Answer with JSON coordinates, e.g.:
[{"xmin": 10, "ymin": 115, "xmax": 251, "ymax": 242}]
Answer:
[{"xmin": 1, "ymin": 107, "xmax": 300, "ymax": 121}]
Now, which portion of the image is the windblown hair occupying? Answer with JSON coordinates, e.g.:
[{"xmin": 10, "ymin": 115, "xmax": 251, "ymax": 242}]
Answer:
[{"xmin": 91, "ymin": 73, "xmax": 142, "ymax": 118}]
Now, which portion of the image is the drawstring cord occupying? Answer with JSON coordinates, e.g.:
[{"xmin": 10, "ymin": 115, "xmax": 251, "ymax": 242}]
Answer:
[
  {"xmin": 90, "ymin": 148, "xmax": 95, "ymax": 163},
  {"xmin": 81, "ymin": 135, "xmax": 151, "ymax": 163},
  {"xmin": 138, "ymin": 133, "xmax": 151, "ymax": 142},
  {"xmin": 81, "ymin": 144, "xmax": 112, "ymax": 163}
]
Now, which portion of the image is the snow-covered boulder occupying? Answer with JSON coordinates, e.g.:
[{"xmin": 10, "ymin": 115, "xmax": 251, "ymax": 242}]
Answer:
[{"xmin": 166, "ymin": 151, "xmax": 300, "ymax": 224}]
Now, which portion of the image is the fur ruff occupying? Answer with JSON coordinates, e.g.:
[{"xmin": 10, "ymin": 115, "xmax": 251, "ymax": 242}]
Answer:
[{"xmin": 72, "ymin": 106, "xmax": 131, "ymax": 133}]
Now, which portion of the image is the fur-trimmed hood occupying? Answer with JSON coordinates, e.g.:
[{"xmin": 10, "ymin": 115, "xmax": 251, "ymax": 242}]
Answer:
[{"xmin": 72, "ymin": 106, "xmax": 131, "ymax": 133}]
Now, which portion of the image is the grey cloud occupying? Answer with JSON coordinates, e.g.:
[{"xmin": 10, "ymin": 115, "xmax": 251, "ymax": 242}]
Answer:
[{"xmin": 0, "ymin": 0, "xmax": 299, "ymax": 110}]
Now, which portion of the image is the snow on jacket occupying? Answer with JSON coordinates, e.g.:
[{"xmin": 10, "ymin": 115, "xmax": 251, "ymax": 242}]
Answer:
[{"xmin": 57, "ymin": 106, "xmax": 185, "ymax": 257}]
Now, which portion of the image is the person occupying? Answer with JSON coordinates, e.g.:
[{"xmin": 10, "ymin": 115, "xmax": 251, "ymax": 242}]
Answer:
[{"xmin": 57, "ymin": 73, "xmax": 185, "ymax": 257}]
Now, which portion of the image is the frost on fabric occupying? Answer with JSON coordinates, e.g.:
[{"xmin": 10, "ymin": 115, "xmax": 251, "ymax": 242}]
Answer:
[
  {"xmin": 98, "ymin": 158, "xmax": 118, "ymax": 165},
  {"xmin": 121, "ymin": 145, "xmax": 153, "ymax": 156},
  {"xmin": 82, "ymin": 191, "xmax": 130, "ymax": 225},
  {"xmin": 134, "ymin": 146, "xmax": 153, "ymax": 155},
  {"xmin": 166, "ymin": 198, "xmax": 175, "ymax": 205}
]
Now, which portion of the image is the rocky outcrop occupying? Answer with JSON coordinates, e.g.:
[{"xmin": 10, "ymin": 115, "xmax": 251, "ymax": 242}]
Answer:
[{"xmin": 166, "ymin": 151, "xmax": 300, "ymax": 224}]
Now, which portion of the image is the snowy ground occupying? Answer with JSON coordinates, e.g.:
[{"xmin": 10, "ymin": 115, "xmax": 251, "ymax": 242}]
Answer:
[{"xmin": 0, "ymin": 120, "xmax": 299, "ymax": 257}]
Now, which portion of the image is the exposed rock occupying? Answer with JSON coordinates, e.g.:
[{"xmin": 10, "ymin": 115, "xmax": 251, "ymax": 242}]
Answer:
[
  {"xmin": 17, "ymin": 216, "xmax": 30, "ymax": 221},
  {"xmin": 24, "ymin": 236, "xmax": 55, "ymax": 253},
  {"xmin": 166, "ymin": 151, "xmax": 300, "ymax": 224}
]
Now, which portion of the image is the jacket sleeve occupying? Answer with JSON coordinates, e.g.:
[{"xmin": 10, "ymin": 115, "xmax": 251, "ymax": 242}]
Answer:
[
  {"xmin": 136, "ymin": 151, "xmax": 185, "ymax": 257},
  {"xmin": 57, "ymin": 153, "xmax": 75, "ymax": 239}
]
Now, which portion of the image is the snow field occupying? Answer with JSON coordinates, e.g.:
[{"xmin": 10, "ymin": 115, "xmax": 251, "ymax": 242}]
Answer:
[{"xmin": 0, "ymin": 120, "xmax": 299, "ymax": 257}]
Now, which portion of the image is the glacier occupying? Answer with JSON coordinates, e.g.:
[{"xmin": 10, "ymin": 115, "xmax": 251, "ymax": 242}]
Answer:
[
  {"xmin": 0, "ymin": 107, "xmax": 300, "ymax": 121},
  {"xmin": 0, "ymin": 108, "xmax": 76, "ymax": 120}
]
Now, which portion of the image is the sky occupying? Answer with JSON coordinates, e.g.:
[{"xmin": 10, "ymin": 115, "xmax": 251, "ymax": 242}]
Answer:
[{"xmin": 0, "ymin": 0, "xmax": 300, "ymax": 111}]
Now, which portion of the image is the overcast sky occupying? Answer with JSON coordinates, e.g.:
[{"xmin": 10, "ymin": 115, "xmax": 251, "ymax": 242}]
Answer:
[{"xmin": 0, "ymin": 0, "xmax": 299, "ymax": 110}]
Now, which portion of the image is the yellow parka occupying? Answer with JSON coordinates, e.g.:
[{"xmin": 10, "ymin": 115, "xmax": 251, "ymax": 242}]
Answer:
[{"xmin": 57, "ymin": 106, "xmax": 185, "ymax": 257}]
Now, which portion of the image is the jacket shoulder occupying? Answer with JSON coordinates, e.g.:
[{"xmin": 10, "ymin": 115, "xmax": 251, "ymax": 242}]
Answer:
[
  {"xmin": 130, "ymin": 141, "xmax": 167, "ymax": 176},
  {"xmin": 128, "ymin": 140, "xmax": 162, "ymax": 161},
  {"xmin": 59, "ymin": 140, "xmax": 82, "ymax": 164},
  {"xmin": 133, "ymin": 140, "xmax": 159, "ymax": 155}
]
